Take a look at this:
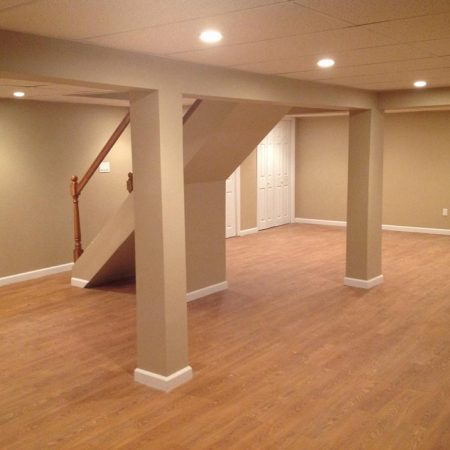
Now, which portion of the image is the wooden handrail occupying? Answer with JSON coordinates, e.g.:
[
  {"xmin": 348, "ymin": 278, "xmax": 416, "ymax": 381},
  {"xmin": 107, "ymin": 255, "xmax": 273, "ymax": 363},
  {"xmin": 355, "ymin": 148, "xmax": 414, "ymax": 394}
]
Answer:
[
  {"xmin": 70, "ymin": 111, "xmax": 130, "ymax": 261},
  {"xmin": 183, "ymin": 99, "xmax": 202, "ymax": 124},
  {"xmin": 77, "ymin": 112, "xmax": 130, "ymax": 194},
  {"xmin": 70, "ymin": 100, "xmax": 200, "ymax": 261}
]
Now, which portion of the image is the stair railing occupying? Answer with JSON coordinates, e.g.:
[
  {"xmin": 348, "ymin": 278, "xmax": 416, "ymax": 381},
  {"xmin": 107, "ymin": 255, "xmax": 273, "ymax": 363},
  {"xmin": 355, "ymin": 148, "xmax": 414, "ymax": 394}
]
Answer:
[
  {"xmin": 122, "ymin": 100, "xmax": 201, "ymax": 197},
  {"xmin": 70, "ymin": 112, "xmax": 130, "ymax": 261},
  {"xmin": 70, "ymin": 100, "xmax": 202, "ymax": 261}
]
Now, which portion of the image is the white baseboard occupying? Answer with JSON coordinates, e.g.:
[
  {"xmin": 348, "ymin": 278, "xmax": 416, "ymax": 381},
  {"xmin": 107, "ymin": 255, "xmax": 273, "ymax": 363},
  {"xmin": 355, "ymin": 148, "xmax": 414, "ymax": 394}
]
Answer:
[
  {"xmin": 344, "ymin": 275, "xmax": 384, "ymax": 289},
  {"xmin": 295, "ymin": 218, "xmax": 346, "ymax": 227},
  {"xmin": 134, "ymin": 366, "xmax": 193, "ymax": 392},
  {"xmin": 71, "ymin": 277, "xmax": 89, "ymax": 288},
  {"xmin": 239, "ymin": 227, "xmax": 258, "ymax": 236},
  {"xmin": 295, "ymin": 218, "xmax": 450, "ymax": 235},
  {"xmin": 0, "ymin": 262, "xmax": 74, "ymax": 287},
  {"xmin": 186, "ymin": 281, "xmax": 228, "ymax": 302},
  {"xmin": 382, "ymin": 224, "xmax": 450, "ymax": 235}
]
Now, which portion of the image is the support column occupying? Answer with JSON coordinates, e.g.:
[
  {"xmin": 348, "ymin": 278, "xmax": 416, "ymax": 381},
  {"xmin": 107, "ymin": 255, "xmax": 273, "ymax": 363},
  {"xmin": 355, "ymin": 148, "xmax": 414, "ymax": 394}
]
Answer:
[
  {"xmin": 130, "ymin": 90, "xmax": 191, "ymax": 391},
  {"xmin": 344, "ymin": 108, "xmax": 384, "ymax": 289}
]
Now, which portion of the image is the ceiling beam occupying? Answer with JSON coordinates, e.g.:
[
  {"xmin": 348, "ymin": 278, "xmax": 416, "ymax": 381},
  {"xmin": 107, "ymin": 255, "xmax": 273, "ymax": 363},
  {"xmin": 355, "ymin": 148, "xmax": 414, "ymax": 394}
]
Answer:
[
  {"xmin": 379, "ymin": 88, "xmax": 450, "ymax": 111},
  {"xmin": 0, "ymin": 29, "xmax": 378, "ymax": 110}
]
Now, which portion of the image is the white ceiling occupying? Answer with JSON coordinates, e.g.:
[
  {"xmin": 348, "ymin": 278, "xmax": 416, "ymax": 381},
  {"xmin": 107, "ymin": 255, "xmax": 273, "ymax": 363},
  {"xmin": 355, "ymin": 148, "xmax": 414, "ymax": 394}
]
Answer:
[{"xmin": 1, "ymin": 0, "xmax": 450, "ymax": 92}]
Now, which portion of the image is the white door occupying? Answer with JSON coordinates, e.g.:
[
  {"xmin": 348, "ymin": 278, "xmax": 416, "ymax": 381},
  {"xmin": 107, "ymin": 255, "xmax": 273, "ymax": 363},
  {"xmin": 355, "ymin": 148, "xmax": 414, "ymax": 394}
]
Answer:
[
  {"xmin": 257, "ymin": 119, "xmax": 293, "ymax": 230},
  {"xmin": 225, "ymin": 168, "xmax": 239, "ymax": 238}
]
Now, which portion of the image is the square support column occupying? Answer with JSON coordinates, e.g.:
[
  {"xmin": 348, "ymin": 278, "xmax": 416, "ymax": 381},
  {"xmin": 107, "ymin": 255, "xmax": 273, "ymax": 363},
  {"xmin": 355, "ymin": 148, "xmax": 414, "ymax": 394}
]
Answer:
[
  {"xmin": 345, "ymin": 108, "xmax": 384, "ymax": 289},
  {"xmin": 130, "ymin": 90, "xmax": 191, "ymax": 391}
]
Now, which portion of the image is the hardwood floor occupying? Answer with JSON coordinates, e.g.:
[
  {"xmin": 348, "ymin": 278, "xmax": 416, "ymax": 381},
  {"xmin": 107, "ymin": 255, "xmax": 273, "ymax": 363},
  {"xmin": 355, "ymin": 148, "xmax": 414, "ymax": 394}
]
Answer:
[{"xmin": 0, "ymin": 224, "xmax": 449, "ymax": 449}]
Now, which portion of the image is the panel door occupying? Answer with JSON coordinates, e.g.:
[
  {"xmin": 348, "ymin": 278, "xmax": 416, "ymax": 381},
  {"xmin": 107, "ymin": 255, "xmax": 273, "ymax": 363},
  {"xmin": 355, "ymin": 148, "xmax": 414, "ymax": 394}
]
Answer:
[{"xmin": 257, "ymin": 119, "xmax": 292, "ymax": 230}]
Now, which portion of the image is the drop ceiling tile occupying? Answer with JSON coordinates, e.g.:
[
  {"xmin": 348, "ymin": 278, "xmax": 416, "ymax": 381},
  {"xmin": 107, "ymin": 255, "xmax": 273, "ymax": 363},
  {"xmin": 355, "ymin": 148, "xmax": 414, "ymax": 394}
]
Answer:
[
  {"xmin": 233, "ymin": 44, "xmax": 434, "ymax": 74},
  {"xmin": 294, "ymin": 0, "xmax": 450, "ymax": 25},
  {"xmin": 172, "ymin": 26, "xmax": 396, "ymax": 67},
  {"xmin": 329, "ymin": 79, "xmax": 450, "ymax": 91},
  {"xmin": 411, "ymin": 38, "xmax": 450, "ymax": 56},
  {"xmin": 300, "ymin": 67, "xmax": 450, "ymax": 86},
  {"xmin": 0, "ymin": 0, "xmax": 285, "ymax": 39},
  {"xmin": 288, "ymin": 57, "xmax": 450, "ymax": 81},
  {"xmin": 366, "ymin": 13, "xmax": 450, "ymax": 43},
  {"xmin": 87, "ymin": 2, "xmax": 349, "ymax": 55}
]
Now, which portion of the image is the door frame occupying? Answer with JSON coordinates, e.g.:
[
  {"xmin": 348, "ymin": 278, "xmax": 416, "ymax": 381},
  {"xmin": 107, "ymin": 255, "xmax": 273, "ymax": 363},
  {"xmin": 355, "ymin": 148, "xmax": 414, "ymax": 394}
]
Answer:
[
  {"xmin": 257, "ymin": 118, "xmax": 296, "ymax": 230},
  {"xmin": 225, "ymin": 167, "xmax": 241, "ymax": 238}
]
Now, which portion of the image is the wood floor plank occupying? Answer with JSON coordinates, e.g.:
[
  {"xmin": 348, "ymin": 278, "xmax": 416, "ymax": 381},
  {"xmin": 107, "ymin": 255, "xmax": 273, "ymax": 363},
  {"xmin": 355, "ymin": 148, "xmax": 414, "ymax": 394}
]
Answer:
[{"xmin": 0, "ymin": 224, "xmax": 449, "ymax": 449}]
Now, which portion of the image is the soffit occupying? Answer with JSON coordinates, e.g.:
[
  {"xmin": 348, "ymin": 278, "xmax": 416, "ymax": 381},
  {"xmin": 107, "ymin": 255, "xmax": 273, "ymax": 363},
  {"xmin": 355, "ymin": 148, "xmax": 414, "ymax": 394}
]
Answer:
[{"xmin": 0, "ymin": 0, "xmax": 449, "ymax": 91}]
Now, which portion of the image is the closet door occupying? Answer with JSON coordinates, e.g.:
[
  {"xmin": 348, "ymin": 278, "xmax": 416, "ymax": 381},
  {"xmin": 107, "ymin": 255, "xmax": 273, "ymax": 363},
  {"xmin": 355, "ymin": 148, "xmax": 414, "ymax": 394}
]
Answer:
[{"xmin": 257, "ymin": 120, "xmax": 292, "ymax": 230}]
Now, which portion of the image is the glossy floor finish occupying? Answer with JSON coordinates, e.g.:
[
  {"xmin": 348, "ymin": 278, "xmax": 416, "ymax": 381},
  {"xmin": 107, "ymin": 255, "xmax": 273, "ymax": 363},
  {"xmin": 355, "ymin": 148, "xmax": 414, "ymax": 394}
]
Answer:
[{"xmin": 1, "ymin": 224, "xmax": 449, "ymax": 449}]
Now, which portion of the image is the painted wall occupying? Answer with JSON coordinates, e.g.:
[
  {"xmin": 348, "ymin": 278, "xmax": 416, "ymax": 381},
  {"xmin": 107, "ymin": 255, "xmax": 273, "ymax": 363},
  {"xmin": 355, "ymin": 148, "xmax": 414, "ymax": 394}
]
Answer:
[
  {"xmin": 295, "ymin": 116, "xmax": 349, "ymax": 221},
  {"xmin": 0, "ymin": 99, "xmax": 132, "ymax": 278},
  {"xmin": 239, "ymin": 150, "xmax": 257, "ymax": 231},
  {"xmin": 295, "ymin": 111, "xmax": 450, "ymax": 230}
]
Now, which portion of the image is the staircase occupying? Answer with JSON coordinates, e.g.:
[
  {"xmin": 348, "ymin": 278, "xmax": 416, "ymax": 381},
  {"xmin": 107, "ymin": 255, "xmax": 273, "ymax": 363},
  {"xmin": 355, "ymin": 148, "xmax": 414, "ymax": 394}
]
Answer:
[{"xmin": 71, "ymin": 99, "xmax": 289, "ymax": 288}]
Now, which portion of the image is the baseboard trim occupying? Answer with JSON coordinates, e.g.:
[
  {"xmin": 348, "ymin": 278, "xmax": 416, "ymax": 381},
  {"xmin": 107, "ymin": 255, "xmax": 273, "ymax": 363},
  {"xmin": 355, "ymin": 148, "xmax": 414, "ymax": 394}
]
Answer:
[
  {"xmin": 382, "ymin": 224, "xmax": 450, "ymax": 235},
  {"xmin": 296, "ymin": 218, "xmax": 450, "ymax": 235},
  {"xmin": 295, "ymin": 218, "xmax": 346, "ymax": 227},
  {"xmin": 344, "ymin": 275, "xmax": 384, "ymax": 289},
  {"xmin": 134, "ymin": 366, "xmax": 193, "ymax": 392},
  {"xmin": 71, "ymin": 277, "xmax": 89, "ymax": 288},
  {"xmin": 186, "ymin": 281, "xmax": 228, "ymax": 302},
  {"xmin": 0, "ymin": 262, "xmax": 74, "ymax": 287},
  {"xmin": 239, "ymin": 227, "xmax": 258, "ymax": 236}
]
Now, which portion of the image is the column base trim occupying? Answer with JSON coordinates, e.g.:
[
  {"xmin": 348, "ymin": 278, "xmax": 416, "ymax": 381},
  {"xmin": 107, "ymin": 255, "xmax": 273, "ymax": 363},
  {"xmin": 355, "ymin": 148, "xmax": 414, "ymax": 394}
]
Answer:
[
  {"xmin": 71, "ymin": 277, "xmax": 88, "ymax": 288},
  {"xmin": 134, "ymin": 366, "xmax": 193, "ymax": 392},
  {"xmin": 186, "ymin": 281, "xmax": 228, "ymax": 302},
  {"xmin": 344, "ymin": 275, "xmax": 384, "ymax": 289}
]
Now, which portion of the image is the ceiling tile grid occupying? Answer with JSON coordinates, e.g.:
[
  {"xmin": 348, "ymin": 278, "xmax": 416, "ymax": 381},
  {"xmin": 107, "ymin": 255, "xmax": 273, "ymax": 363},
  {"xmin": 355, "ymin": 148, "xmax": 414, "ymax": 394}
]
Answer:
[{"xmin": 0, "ymin": 0, "xmax": 450, "ymax": 91}]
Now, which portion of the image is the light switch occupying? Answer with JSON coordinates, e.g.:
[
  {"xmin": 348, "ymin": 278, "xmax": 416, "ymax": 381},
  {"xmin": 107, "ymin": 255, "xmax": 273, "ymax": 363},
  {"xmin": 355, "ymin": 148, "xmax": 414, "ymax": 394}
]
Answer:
[{"xmin": 99, "ymin": 161, "xmax": 111, "ymax": 173}]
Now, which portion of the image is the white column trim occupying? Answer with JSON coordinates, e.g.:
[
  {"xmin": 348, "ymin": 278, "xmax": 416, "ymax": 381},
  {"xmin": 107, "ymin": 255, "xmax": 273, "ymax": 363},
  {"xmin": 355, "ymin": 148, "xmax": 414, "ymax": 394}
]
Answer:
[
  {"xmin": 134, "ymin": 366, "xmax": 193, "ymax": 392},
  {"xmin": 71, "ymin": 277, "xmax": 89, "ymax": 288},
  {"xmin": 344, "ymin": 275, "xmax": 384, "ymax": 289}
]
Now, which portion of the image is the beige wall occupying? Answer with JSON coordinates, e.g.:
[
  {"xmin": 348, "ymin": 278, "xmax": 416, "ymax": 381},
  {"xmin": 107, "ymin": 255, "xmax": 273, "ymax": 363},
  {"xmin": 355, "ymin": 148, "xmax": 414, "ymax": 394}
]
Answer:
[
  {"xmin": 240, "ymin": 150, "xmax": 257, "ymax": 231},
  {"xmin": 295, "ymin": 111, "xmax": 450, "ymax": 230},
  {"xmin": 0, "ymin": 99, "xmax": 132, "ymax": 277},
  {"xmin": 295, "ymin": 116, "xmax": 349, "ymax": 221}
]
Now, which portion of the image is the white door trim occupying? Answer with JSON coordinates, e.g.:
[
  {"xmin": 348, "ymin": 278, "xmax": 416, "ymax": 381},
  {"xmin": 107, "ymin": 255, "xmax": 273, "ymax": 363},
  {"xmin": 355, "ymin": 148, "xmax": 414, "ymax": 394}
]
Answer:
[
  {"xmin": 235, "ymin": 166, "xmax": 241, "ymax": 235},
  {"xmin": 225, "ymin": 167, "xmax": 241, "ymax": 238},
  {"xmin": 287, "ymin": 117, "xmax": 296, "ymax": 223}
]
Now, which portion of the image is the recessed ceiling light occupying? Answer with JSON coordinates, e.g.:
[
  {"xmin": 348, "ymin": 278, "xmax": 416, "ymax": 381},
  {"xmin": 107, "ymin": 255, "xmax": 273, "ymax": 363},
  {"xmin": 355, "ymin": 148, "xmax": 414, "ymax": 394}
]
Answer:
[
  {"xmin": 414, "ymin": 80, "xmax": 427, "ymax": 88},
  {"xmin": 199, "ymin": 29, "xmax": 223, "ymax": 43},
  {"xmin": 317, "ymin": 58, "xmax": 335, "ymax": 68},
  {"xmin": 13, "ymin": 91, "xmax": 25, "ymax": 98}
]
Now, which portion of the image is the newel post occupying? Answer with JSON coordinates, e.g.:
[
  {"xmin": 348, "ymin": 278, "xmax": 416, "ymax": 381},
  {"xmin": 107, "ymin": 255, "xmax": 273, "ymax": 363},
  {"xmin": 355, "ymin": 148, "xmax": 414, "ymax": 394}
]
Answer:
[
  {"xmin": 70, "ymin": 175, "xmax": 83, "ymax": 261},
  {"xmin": 127, "ymin": 172, "xmax": 134, "ymax": 193}
]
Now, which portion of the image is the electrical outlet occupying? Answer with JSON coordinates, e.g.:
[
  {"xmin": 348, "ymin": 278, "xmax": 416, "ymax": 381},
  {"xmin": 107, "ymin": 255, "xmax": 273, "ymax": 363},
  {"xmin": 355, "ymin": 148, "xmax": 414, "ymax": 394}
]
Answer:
[
  {"xmin": 99, "ymin": 161, "xmax": 111, "ymax": 173},
  {"xmin": 443, "ymin": 208, "xmax": 448, "ymax": 217}
]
